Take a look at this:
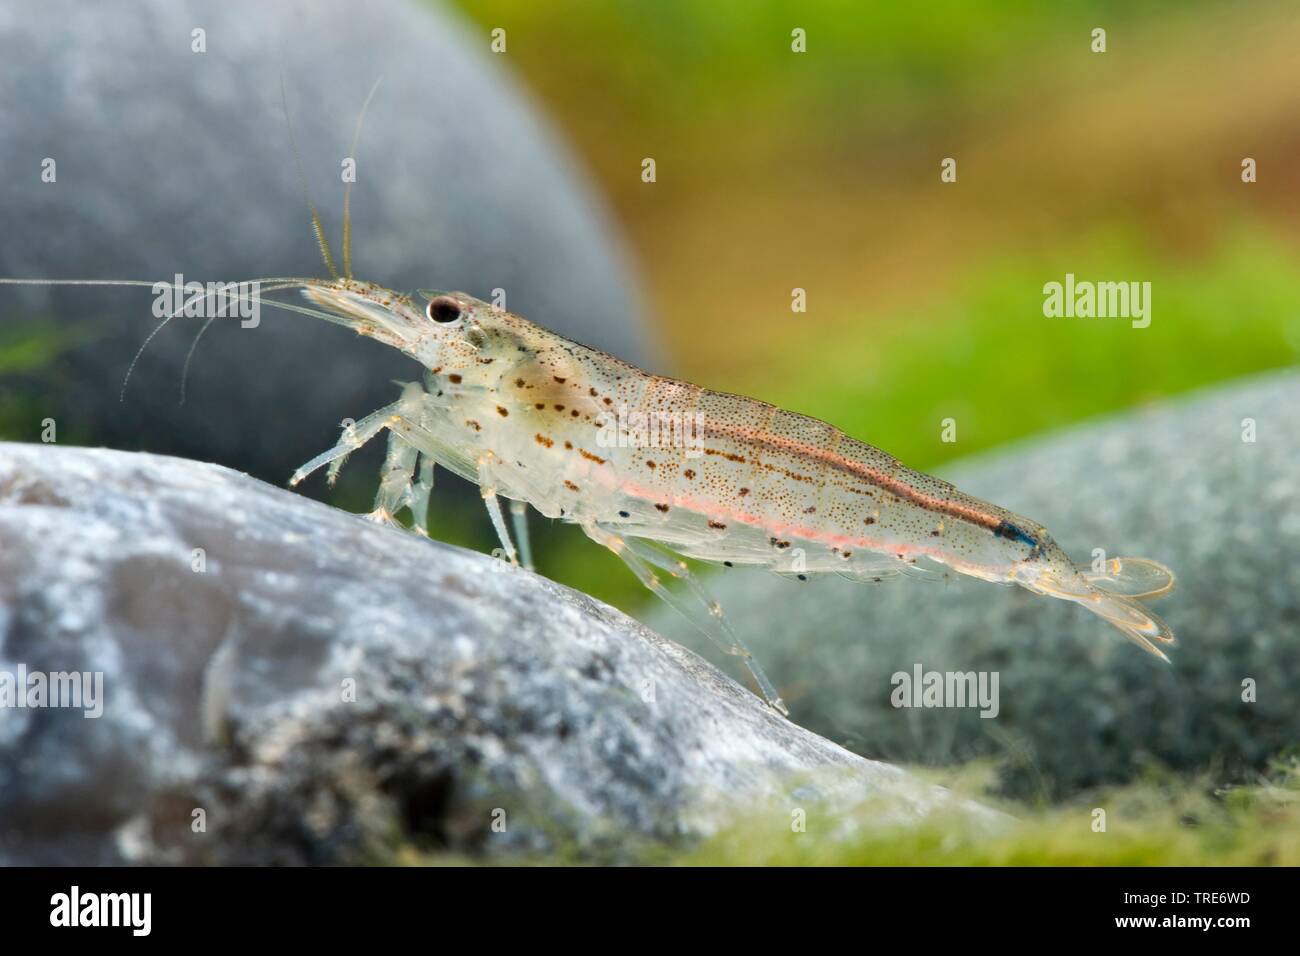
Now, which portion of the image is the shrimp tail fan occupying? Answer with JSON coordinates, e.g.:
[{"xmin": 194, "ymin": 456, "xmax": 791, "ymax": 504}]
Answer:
[
  {"xmin": 1073, "ymin": 557, "xmax": 1176, "ymax": 600},
  {"xmin": 1067, "ymin": 557, "xmax": 1177, "ymax": 660},
  {"xmin": 1073, "ymin": 588, "xmax": 1177, "ymax": 661}
]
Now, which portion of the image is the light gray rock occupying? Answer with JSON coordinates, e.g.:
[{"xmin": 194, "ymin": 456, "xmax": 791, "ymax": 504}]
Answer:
[
  {"xmin": 651, "ymin": 372, "xmax": 1300, "ymax": 799},
  {"xmin": 0, "ymin": 443, "xmax": 995, "ymax": 865},
  {"xmin": 0, "ymin": 0, "xmax": 655, "ymax": 481}
]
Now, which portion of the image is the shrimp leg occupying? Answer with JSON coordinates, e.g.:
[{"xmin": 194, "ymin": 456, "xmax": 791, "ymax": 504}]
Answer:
[
  {"xmin": 583, "ymin": 521, "xmax": 788, "ymax": 716},
  {"xmin": 292, "ymin": 385, "xmax": 443, "ymax": 533},
  {"xmin": 407, "ymin": 454, "xmax": 436, "ymax": 536},
  {"xmin": 289, "ymin": 382, "xmax": 434, "ymax": 488},
  {"xmin": 353, "ymin": 395, "xmax": 516, "ymax": 558},
  {"xmin": 477, "ymin": 453, "xmax": 519, "ymax": 566},
  {"xmin": 367, "ymin": 430, "xmax": 419, "ymax": 527},
  {"xmin": 510, "ymin": 500, "xmax": 535, "ymax": 571},
  {"xmin": 289, "ymin": 400, "xmax": 401, "ymax": 487}
]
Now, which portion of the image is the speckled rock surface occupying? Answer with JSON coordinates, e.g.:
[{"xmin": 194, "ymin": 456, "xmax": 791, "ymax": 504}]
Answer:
[
  {"xmin": 0, "ymin": 0, "xmax": 654, "ymax": 482},
  {"xmin": 650, "ymin": 372, "xmax": 1300, "ymax": 798},
  {"xmin": 0, "ymin": 443, "xmax": 997, "ymax": 865}
]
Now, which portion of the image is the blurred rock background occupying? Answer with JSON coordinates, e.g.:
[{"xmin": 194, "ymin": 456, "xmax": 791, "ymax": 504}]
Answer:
[{"xmin": 0, "ymin": 0, "xmax": 654, "ymax": 481}]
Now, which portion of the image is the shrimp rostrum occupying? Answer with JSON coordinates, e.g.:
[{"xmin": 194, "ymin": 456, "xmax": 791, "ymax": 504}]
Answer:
[{"xmin": 276, "ymin": 277, "xmax": 1176, "ymax": 716}]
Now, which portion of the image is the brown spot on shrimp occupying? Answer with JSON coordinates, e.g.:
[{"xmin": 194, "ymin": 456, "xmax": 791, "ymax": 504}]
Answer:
[
  {"xmin": 655, "ymin": 503, "xmax": 670, "ymax": 513},
  {"xmin": 704, "ymin": 449, "xmax": 746, "ymax": 463},
  {"xmin": 534, "ymin": 433, "xmax": 554, "ymax": 448},
  {"xmin": 564, "ymin": 480, "xmax": 580, "ymax": 492},
  {"xmin": 708, "ymin": 520, "xmax": 727, "ymax": 530},
  {"xmin": 496, "ymin": 406, "xmax": 509, "ymax": 417},
  {"xmin": 448, "ymin": 374, "xmax": 462, "ymax": 384},
  {"xmin": 579, "ymin": 449, "xmax": 606, "ymax": 464}
]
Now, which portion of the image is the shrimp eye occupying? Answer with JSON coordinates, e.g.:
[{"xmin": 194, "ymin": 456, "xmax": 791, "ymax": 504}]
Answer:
[{"xmin": 427, "ymin": 296, "xmax": 462, "ymax": 324}]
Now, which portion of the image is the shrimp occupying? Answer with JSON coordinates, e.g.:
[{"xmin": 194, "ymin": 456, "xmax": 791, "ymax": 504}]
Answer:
[
  {"xmin": 264, "ymin": 274, "xmax": 1176, "ymax": 717},
  {"xmin": 0, "ymin": 95, "xmax": 1176, "ymax": 720},
  {"xmin": 0, "ymin": 278, "xmax": 1178, "ymax": 720}
]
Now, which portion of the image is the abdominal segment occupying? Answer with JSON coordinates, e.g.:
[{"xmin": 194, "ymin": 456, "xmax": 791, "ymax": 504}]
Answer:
[{"xmin": 484, "ymin": 376, "xmax": 1036, "ymax": 583}]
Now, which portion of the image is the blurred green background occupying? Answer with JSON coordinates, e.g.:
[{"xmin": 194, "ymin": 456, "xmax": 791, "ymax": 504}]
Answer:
[{"xmin": 426, "ymin": 0, "xmax": 1300, "ymax": 609}]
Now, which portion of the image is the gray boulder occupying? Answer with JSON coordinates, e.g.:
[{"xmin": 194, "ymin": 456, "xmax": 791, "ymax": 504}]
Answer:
[
  {"xmin": 0, "ymin": 0, "xmax": 654, "ymax": 481},
  {"xmin": 0, "ymin": 443, "xmax": 996, "ymax": 865},
  {"xmin": 651, "ymin": 372, "xmax": 1300, "ymax": 799}
]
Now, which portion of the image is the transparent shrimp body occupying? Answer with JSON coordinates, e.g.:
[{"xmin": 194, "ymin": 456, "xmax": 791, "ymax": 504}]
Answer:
[{"xmin": 287, "ymin": 283, "xmax": 1177, "ymax": 715}]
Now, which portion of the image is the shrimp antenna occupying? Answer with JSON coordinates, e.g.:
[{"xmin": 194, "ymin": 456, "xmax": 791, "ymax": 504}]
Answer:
[
  {"xmin": 177, "ymin": 78, "xmax": 381, "ymax": 402},
  {"xmin": 342, "ymin": 76, "xmax": 383, "ymax": 281},
  {"xmin": 0, "ymin": 276, "xmax": 324, "ymax": 401},
  {"xmin": 280, "ymin": 73, "xmax": 340, "ymax": 281},
  {"xmin": 119, "ymin": 276, "xmax": 317, "ymax": 401}
]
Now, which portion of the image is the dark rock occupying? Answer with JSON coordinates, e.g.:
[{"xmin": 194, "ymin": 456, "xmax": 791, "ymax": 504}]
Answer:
[{"xmin": 0, "ymin": 443, "xmax": 995, "ymax": 864}]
